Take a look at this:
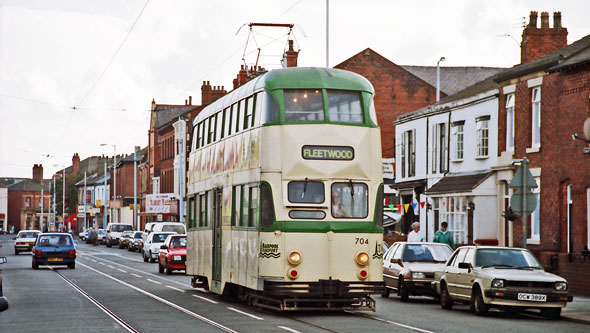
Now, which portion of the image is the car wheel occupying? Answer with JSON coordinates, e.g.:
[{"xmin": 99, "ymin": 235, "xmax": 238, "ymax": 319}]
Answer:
[
  {"xmin": 440, "ymin": 282, "xmax": 453, "ymax": 309},
  {"xmin": 69, "ymin": 262, "xmax": 76, "ymax": 269},
  {"xmin": 471, "ymin": 287, "xmax": 489, "ymax": 316},
  {"xmin": 107, "ymin": 239, "xmax": 111, "ymax": 248},
  {"xmin": 540, "ymin": 307, "xmax": 561, "ymax": 320},
  {"xmin": 165, "ymin": 262, "xmax": 172, "ymax": 275},
  {"xmin": 119, "ymin": 243, "xmax": 123, "ymax": 249},
  {"xmin": 398, "ymin": 277, "xmax": 409, "ymax": 302},
  {"xmin": 149, "ymin": 251, "xmax": 155, "ymax": 263},
  {"xmin": 143, "ymin": 251, "xmax": 148, "ymax": 262},
  {"xmin": 158, "ymin": 261, "xmax": 164, "ymax": 273},
  {"xmin": 32, "ymin": 260, "xmax": 39, "ymax": 270},
  {"xmin": 381, "ymin": 287, "xmax": 390, "ymax": 298}
]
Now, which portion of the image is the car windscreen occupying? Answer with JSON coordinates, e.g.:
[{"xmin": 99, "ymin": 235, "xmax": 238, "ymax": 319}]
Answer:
[
  {"xmin": 19, "ymin": 232, "xmax": 39, "ymax": 238},
  {"xmin": 169, "ymin": 236, "xmax": 187, "ymax": 249},
  {"xmin": 133, "ymin": 232, "xmax": 143, "ymax": 238},
  {"xmin": 162, "ymin": 225, "xmax": 185, "ymax": 234},
  {"xmin": 402, "ymin": 244, "xmax": 453, "ymax": 262},
  {"xmin": 475, "ymin": 249, "xmax": 542, "ymax": 268},
  {"xmin": 98, "ymin": 230, "xmax": 106, "ymax": 235},
  {"xmin": 153, "ymin": 234, "xmax": 172, "ymax": 243},
  {"xmin": 37, "ymin": 235, "xmax": 72, "ymax": 247},
  {"xmin": 112, "ymin": 224, "xmax": 133, "ymax": 232}
]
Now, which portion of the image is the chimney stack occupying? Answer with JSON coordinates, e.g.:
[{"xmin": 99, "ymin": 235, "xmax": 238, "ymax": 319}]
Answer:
[
  {"xmin": 201, "ymin": 81, "xmax": 212, "ymax": 105},
  {"xmin": 32, "ymin": 164, "xmax": 43, "ymax": 184},
  {"xmin": 188, "ymin": 96, "xmax": 192, "ymax": 105},
  {"xmin": 520, "ymin": 11, "xmax": 567, "ymax": 64},
  {"xmin": 285, "ymin": 40, "xmax": 299, "ymax": 68},
  {"xmin": 72, "ymin": 153, "xmax": 80, "ymax": 174}
]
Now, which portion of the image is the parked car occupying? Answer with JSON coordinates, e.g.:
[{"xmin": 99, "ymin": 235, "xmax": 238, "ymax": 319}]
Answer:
[
  {"xmin": 143, "ymin": 232, "xmax": 176, "ymax": 263},
  {"xmin": 105, "ymin": 223, "xmax": 133, "ymax": 248},
  {"xmin": 158, "ymin": 234, "xmax": 187, "ymax": 275},
  {"xmin": 382, "ymin": 242, "xmax": 453, "ymax": 301},
  {"xmin": 97, "ymin": 229, "xmax": 107, "ymax": 245},
  {"xmin": 0, "ymin": 229, "xmax": 7, "ymax": 235},
  {"xmin": 127, "ymin": 231, "xmax": 144, "ymax": 252},
  {"xmin": 139, "ymin": 223, "xmax": 157, "ymax": 253},
  {"xmin": 118, "ymin": 231, "xmax": 134, "ymax": 249},
  {"xmin": 151, "ymin": 222, "xmax": 186, "ymax": 234},
  {"xmin": 14, "ymin": 230, "xmax": 41, "ymax": 254},
  {"xmin": 79, "ymin": 228, "xmax": 91, "ymax": 241},
  {"xmin": 0, "ymin": 253, "xmax": 7, "ymax": 311},
  {"xmin": 434, "ymin": 246, "xmax": 573, "ymax": 319},
  {"xmin": 32, "ymin": 233, "xmax": 76, "ymax": 269}
]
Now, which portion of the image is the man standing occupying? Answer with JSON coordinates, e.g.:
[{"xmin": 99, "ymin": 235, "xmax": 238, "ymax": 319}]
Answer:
[
  {"xmin": 433, "ymin": 221, "xmax": 455, "ymax": 249},
  {"xmin": 407, "ymin": 222, "xmax": 423, "ymax": 242}
]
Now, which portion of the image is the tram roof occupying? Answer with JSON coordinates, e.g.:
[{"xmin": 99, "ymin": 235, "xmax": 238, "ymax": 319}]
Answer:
[{"xmin": 195, "ymin": 67, "xmax": 373, "ymax": 123}]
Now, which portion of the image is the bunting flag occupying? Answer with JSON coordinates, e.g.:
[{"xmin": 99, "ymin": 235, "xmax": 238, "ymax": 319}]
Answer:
[
  {"xmin": 384, "ymin": 197, "xmax": 389, "ymax": 205},
  {"xmin": 420, "ymin": 201, "xmax": 426, "ymax": 209},
  {"xmin": 388, "ymin": 204, "xmax": 395, "ymax": 211},
  {"xmin": 396, "ymin": 204, "xmax": 402, "ymax": 213},
  {"xmin": 412, "ymin": 203, "xmax": 418, "ymax": 211},
  {"xmin": 404, "ymin": 204, "xmax": 410, "ymax": 213}
]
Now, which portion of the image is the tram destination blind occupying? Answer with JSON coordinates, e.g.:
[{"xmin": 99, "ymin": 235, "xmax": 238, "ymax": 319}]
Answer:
[{"xmin": 301, "ymin": 145, "xmax": 354, "ymax": 161}]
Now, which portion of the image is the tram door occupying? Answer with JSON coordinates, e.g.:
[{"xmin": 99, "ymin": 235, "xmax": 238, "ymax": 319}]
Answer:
[{"xmin": 212, "ymin": 188, "xmax": 223, "ymax": 292}]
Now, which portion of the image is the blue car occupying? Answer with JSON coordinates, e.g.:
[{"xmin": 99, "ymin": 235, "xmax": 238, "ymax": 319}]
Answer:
[{"xmin": 32, "ymin": 233, "xmax": 76, "ymax": 269}]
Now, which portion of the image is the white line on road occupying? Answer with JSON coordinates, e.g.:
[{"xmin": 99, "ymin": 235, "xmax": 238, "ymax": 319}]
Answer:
[
  {"xmin": 107, "ymin": 265, "xmax": 115, "ymax": 269},
  {"xmin": 192, "ymin": 294, "xmax": 218, "ymax": 304},
  {"xmin": 345, "ymin": 311, "xmax": 435, "ymax": 333},
  {"xmin": 90, "ymin": 259, "xmax": 97, "ymax": 263},
  {"xmin": 131, "ymin": 273, "xmax": 142, "ymax": 278},
  {"xmin": 77, "ymin": 262, "xmax": 238, "ymax": 333},
  {"xmin": 147, "ymin": 278, "xmax": 161, "ymax": 285},
  {"xmin": 117, "ymin": 269, "xmax": 128, "ymax": 273},
  {"xmin": 227, "ymin": 307, "xmax": 264, "ymax": 320},
  {"xmin": 278, "ymin": 326, "xmax": 302, "ymax": 333},
  {"xmin": 166, "ymin": 285, "xmax": 185, "ymax": 293},
  {"xmin": 99, "ymin": 262, "xmax": 106, "ymax": 265}
]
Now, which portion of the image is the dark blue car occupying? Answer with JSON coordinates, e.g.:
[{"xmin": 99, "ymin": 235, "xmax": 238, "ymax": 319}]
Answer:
[{"xmin": 32, "ymin": 233, "xmax": 76, "ymax": 269}]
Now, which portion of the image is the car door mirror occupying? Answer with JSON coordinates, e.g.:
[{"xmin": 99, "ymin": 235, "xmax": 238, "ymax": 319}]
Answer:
[
  {"xmin": 160, "ymin": 245, "xmax": 167, "ymax": 250},
  {"xmin": 458, "ymin": 262, "xmax": 472, "ymax": 270}
]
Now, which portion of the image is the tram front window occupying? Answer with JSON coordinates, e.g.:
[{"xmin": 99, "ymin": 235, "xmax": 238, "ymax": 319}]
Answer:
[
  {"xmin": 288, "ymin": 181, "xmax": 324, "ymax": 204},
  {"xmin": 284, "ymin": 89, "xmax": 324, "ymax": 122},
  {"xmin": 327, "ymin": 90, "xmax": 363, "ymax": 124},
  {"xmin": 331, "ymin": 183, "xmax": 368, "ymax": 218}
]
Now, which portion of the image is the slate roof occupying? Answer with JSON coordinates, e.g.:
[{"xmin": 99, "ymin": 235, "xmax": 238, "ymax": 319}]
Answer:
[
  {"xmin": 547, "ymin": 43, "xmax": 590, "ymax": 73},
  {"xmin": 7, "ymin": 179, "xmax": 49, "ymax": 192},
  {"xmin": 155, "ymin": 105, "xmax": 198, "ymax": 129},
  {"xmin": 426, "ymin": 171, "xmax": 493, "ymax": 194},
  {"xmin": 400, "ymin": 66, "xmax": 504, "ymax": 96},
  {"xmin": 118, "ymin": 147, "xmax": 148, "ymax": 165},
  {"xmin": 74, "ymin": 173, "xmax": 109, "ymax": 187}
]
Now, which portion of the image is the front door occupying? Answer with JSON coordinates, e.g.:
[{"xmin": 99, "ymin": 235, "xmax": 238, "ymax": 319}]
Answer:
[{"xmin": 211, "ymin": 188, "xmax": 223, "ymax": 293}]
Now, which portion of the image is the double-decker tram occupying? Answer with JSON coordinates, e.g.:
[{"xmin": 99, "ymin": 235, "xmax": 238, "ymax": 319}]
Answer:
[{"xmin": 186, "ymin": 67, "xmax": 385, "ymax": 311}]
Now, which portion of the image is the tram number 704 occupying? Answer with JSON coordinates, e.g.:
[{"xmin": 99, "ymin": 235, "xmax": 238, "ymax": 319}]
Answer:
[{"xmin": 355, "ymin": 238, "xmax": 369, "ymax": 245}]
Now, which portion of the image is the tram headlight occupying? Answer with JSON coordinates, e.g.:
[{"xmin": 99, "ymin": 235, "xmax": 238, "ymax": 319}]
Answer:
[
  {"xmin": 356, "ymin": 252, "xmax": 369, "ymax": 266},
  {"xmin": 288, "ymin": 251, "xmax": 302, "ymax": 265}
]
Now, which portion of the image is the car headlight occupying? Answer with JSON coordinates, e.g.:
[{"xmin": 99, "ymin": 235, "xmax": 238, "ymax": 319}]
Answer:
[
  {"xmin": 554, "ymin": 281, "xmax": 567, "ymax": 291},
  {"xmin": 412, "ymin": 272, "xmax": 426, "ymax": 279},
  {"xmin": 492, "ymin": 279, "xmax": 505, "ymax": 288}
]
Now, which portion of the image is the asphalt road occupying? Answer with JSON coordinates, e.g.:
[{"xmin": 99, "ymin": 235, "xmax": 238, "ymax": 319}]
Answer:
[{"xmin": 0, "ymin": 234, "xmax": 588, "ymax": 332}]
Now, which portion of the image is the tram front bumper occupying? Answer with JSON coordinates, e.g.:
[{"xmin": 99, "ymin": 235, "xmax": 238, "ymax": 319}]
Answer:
[{"xmin": 264, "ymin": 279, "xmax": 385, "ymax": 297}]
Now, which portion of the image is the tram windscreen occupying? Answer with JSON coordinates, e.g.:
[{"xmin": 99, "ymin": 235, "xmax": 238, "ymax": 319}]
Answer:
[
  {"xmin": 284, "ymin": 89, "xmax": 324, "ymax": 122},
  {"xmin": 327, "ymin": 90, "xmax": 363, "ymax": 124},
  {"xmin": 288, "ymin": 181, "xmax": 324, "ymax": 203},
  {"xmin": 331, "ymin": 183, "xmax": 368, "ymax": 218}
]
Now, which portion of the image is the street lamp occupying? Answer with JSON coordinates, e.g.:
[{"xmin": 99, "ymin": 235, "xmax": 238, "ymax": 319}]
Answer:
[
  {"xmin": 436, "ymin": 56, "xmax": 445, "ymax": 102},
  {"xmin": 53, "ymin": 164, "xmax": 66, "ymax": 231},
  {"xmin": 100, "ymin": 143, "xmax": 117, "ymax": 222}
]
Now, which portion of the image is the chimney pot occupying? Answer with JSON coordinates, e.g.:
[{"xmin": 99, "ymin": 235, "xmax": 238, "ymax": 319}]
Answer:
[
  {"xmin": 553, "ymin": 12, "xmax": 562, "ymax": 29},
  {"xmin": 540, "ymin": 12, "xmax": 549, "ymax": 28},
  {"xmin": 189, "ymin": 96, "xmax": 192, "ymax": 105}
]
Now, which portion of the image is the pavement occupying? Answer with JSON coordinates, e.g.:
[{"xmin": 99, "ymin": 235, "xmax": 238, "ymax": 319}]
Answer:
[{"xmin": 562, "ymin": 295, "xmax": 590, "ymax": 325}]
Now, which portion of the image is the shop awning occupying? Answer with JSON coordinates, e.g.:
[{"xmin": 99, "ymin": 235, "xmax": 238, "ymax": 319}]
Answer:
[{"xmin": 426, "ymin": 171, "xmax": 493, "ymax": 195}]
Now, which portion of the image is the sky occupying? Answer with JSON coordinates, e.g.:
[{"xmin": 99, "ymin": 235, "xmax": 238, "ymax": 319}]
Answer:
[{"xmin": 1, "ymin": 0, "xmax": 588, "ymax": 179}]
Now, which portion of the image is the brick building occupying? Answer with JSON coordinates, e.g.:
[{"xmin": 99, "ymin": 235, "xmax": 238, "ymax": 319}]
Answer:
[{"xmin": 493, "ymin": 11, "xmax": 590, "ymax": 295}]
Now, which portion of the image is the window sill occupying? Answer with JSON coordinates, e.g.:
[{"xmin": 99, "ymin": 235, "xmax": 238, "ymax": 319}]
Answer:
[
  {"xmin": 475, "ymin": 156, "xmax": 489, "ymax": 160},
  {"xmin": 451, "ymin": 159, "xmax": 463, "ymax": 163},
  {"xmin": 526, "ymin": 146, "xmax": 540, "ymax": 153},
  {"xmin": 527, "ymin": 237, "xmax": 540, "ymax": 245}
]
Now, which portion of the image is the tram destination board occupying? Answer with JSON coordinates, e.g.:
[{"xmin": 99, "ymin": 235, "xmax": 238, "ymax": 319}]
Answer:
[{"xmin": 302, "ymin": 145, "xmax": 354, "ymax": 161}]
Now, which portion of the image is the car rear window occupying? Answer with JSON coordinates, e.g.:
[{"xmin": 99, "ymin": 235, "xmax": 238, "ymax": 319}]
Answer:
[
  {"xmin": 19, "ymin": 232, "xmax": 39, "ymax": 238},
  {"xmin": 112, "ymin": 224, "xmax": 133, "ymax": 232},
  {"xmin": 162, "ymin": 225, "xmax": 185, "ymax": 234},
  {"xmin": 169, "ymin": 236, "xmax": 187, "ymax": 248},
  {"xmin": 38, "ymin": 235, "xmax": 72, "ymax": 247},
  {"xmin": 153, "ymin": 233, "xmax": 172, "ymax": 243}
]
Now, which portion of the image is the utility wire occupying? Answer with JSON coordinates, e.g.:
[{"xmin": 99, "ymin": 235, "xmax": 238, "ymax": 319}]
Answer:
[{"xmin": 272, "ymin": 0, "xmax": 304, "ymax": 21}]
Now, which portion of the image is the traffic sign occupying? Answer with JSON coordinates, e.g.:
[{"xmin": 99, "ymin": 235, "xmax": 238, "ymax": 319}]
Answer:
[
  {"xmin": 509, "ymin": 165, "xmax": 538, "ymax": 189},
  {"xmin": 509, "ymin": 190, "xmax": 537, "ymax": 214}
]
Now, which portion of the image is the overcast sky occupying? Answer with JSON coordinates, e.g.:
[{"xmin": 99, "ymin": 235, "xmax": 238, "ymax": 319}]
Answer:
[{"xmin": 1, "ymin": 0, "xmax": 588, "ymax": 178}]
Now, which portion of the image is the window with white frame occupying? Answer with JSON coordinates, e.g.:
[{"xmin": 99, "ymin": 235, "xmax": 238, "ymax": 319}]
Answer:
[
  {"xmin": 432, "ymin": 123, "xmax": 447, "ymax": 173},
  {"xmin": 452, "ymin": 121, "xmax": 464, "ymax": 160},
  {"xmin": 440, "ymin": 196, "xmax": 467, "ymax": 244},
  {"xmin": 506, "ymin": 93, "xmax": 515, "ymax": 151},
  {"xmin": 476, "ymin": 116, "xmax": 490, "ymax": 157},
  {"xmin": 400, "ymin": 129, "xmax": 416, "ymax": 178},
  {"xmin": 152, "ymin": 177, "xmax": 160, "ymax": 194},
  {"xmin": 529, "ymin": 177, "xmax": 540, "ymax": 243},
  {"xmin": 400, "ymin": 134, "xmax": 406, "ymax": 178},
  {"xmin": 531, "ymin": 87, "xmax": 541, "ymax": 148}
]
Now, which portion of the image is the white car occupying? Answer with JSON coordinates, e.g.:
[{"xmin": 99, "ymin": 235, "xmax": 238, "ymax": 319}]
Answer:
[
  {"xmin": 14, "ymin": 230, "xmax": 41, "ymax": 254},
  {"xmin": 143, "ymin": 232, "xmax": 176, "ymax": 263},
  {"xmin": 79, "ymin": 228, "xmax": 90, "ymax": 241},
  {"xmin": 105, "ymin": 223, "xmax": 133, "ymax": 248}
]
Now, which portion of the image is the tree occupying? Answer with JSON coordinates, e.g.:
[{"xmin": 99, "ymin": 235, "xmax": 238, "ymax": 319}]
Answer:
[{"xmin": 54, "ymin": 173, "xmax": 84, "ymax": 217}]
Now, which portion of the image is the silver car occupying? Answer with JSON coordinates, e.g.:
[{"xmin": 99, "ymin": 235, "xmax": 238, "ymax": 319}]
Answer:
[{"xmin": 434, "ymin": 246, "xmax": 572, "ymax": 319}]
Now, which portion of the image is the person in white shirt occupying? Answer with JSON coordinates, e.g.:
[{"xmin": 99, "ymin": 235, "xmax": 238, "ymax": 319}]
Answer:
[{"xmin": 407, "ymin": 222, "xmax": 423, "ymax": 242}]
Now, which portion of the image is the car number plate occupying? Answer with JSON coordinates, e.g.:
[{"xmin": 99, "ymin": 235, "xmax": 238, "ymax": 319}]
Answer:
[
  {"xmin": 517, "ymin": 293, "xmax": 546, "ymax": 302},
  {"xmin": 48, "ymin": 257, "xmax": 63, "ymax": 262},
  {"xmin": 174, "ymin": 256, "xmax": 182, "ymax": 260}
]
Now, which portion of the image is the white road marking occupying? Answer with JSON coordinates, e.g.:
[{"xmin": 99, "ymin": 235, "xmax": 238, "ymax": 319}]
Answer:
[
  {"xmin": 131, "ymin": 273, "xmax": 142, "ymax": 278},
  {"xmin": 227, "ymin": 307, "xmax": 264, "ymax": 320},
  {"xmin": 107, "ymin": 265, "xmax": 115, "ymax": 269},
  {"xmin": 345, "ymin": 311, "xmax": 435, "ymax": 333},
  {"xmin": 99, "ymin": 262, "xmax": 106, "ymax": 265},
  {"xmin": 278, "ymin": 326, "xmax": 301, "ymax": 333},
  {"xmin": 90, "ymin": 259, "xmax": 97, "ymax": 263},
  {"xmin": 147, "ymin": 278, "xmax": 161, "ymax": 285},
  {"xmin": 77, "ymin": 262, "xmax": 237, "ymax": 333},
  {"xmin": 192, "ymin": 294, "xmax": 218, "ymax": 304},
  {"xmin": 166, "ymin": 285, "xmax": 185, "ymax": 293},
  {"xmin": 117, "ymin": 268, "xmax": 128, "ymax": 273}
]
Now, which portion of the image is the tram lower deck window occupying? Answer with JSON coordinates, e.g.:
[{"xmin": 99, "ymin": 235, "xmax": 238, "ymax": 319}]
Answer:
[
  {"xmin": 288, "ymin": 180, "xmax": 324, "ymax": 204},
  {"xmin": 284, "ymin": 89, "xmax": 324, "ymax": 122},
  {"xmin": 331, "ymin": 183, "xmax": 368, "ymax": 218}
]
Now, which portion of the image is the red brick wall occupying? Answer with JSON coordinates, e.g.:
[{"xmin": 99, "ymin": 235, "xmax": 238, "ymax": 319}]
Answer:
[
  {"xmin": 7, "ymin": 190, "xmax": 48, "ymax": 232},
  {"xmin": 521, "ymin": 12, "xmax": 567, "ymax": 64},
  {"xmin": 335, "ymin": 49, "xmax": 440, "ymax": 159}
]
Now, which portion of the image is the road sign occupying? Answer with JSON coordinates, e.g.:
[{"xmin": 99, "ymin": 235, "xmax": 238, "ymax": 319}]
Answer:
[
  {"xmin": 509, "ymin": 165, "xmax": 538, "ymax": 189},
  {"xmin": 510, "ymin": 190, "xmax": 537, "ymax": 214}
]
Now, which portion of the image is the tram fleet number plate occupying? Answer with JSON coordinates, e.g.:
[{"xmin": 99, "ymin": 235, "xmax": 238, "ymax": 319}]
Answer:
[
  {"xmin": 302, "ymin": 145, "xmax": 354, "ymax": 161},
  {"xmin": 517, "ymin": 293, "xmax": 546, "ymax": 302}
]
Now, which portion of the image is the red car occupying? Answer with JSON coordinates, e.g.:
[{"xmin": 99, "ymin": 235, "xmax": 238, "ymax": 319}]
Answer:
[{"xmin": 158, "ymin": 234, "xmax": 187, "ymax": 275}]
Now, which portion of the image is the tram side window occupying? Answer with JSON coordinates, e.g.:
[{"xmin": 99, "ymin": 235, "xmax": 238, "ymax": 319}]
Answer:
[
  {"xmin": 262, "ymin": 92, "xmax": 279, "ymax": 124},
  {"xmin": 244, "ymin": 97, "xmax": 254, "ymax": 130},
  {"xmin": 200, "ymin": 121, "xmax": 206, "ymax": 148},
  {"xmin": 199, "ymin": 193, "xmax": 207, "ymax": 227},
  {"xmin": 331, "ymin": 183, "xmax": 368, "ymax": 218},
  {"xmin": 240, "ymin": 184, "xmax": 249, "ymax": 227},
  {"xmin": 214, "ymin": 112, "xmax": 220, "ymax": 142},
  {"xmin": 221, "ymin": 108, "xmax": 228, "ymax": 139},
  {"xmin": 248, "ymin": 186, "xmax": 258, "ymax": 227},
  {"xmin": 188, "ymin": 196, "xmax": 195, "ymax": 228},
  {"xmin": 231, "ymin": 185, "xmax": 241, "ymax": 227},
  {"xmin": 288, "ymin": 181, "xmax": 324, "ymax": 204},
  {"xmin": 207, "ymin": 117, "xmax": 214, "ymax": 144},
  {"xmin": 327, "ymin": 90, "xmax": 363, "ymax": 124},
  {"xmin": 194, "ymin": 124, "xmax": 200, "ymax": 149},
  {"xmin": 235, "ymin": 101, "xmax": 242, "ymax": 134},
  {"xmin": 284, "ymin": 89, "xmax": 324, "ymax": 122}
]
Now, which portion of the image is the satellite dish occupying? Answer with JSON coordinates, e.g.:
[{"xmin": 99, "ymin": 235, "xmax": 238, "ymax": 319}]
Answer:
[{"xmin": 584, "ymin": 117, "xmax": 590, "ymax": 141}]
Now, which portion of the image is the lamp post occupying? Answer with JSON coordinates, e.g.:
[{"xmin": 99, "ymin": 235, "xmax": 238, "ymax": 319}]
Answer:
[
  {"xmin": 54, "ymin": 164, "xmax": 66, "ymax": 231},
  {"xmin": 101, "ymin": 143, "xmax": 117, "ymax": 222},
  {"xmin": 436, "ymin": 56, "xmax": 445, "ymax": 102}
]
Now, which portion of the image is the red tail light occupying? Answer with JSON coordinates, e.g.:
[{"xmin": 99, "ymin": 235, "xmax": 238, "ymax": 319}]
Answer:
[
  {"xmin": 69, "ymin": 249, "xmax": 76, "ymax": 258},
  {"xmin": 35, "ymin": 250, "xmax": 42, "ymax": 258}
]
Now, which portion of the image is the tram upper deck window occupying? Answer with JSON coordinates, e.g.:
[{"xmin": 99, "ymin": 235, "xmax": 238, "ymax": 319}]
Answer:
[
  {"xmin": 288, "ymin": 180, "xmax": 324, "ymax": 204},
  {"xmin": 331, "ymin": 183, "xmax": 368, "ymax": 218},
  {"xmin": 327, "ymin": 90, "xmax": 363, "ymax": 124},
  {"xmin": 284, "ymin": 89, "xmax": 324, "ymax": 122},
  {"xmin": 262, "ymin": 92, "xmax": 279, "ymax": 124}
]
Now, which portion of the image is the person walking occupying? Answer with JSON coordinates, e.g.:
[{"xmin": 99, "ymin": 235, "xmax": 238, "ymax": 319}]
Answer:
[
  {"xmin": 407, "ymin": 222, "xmax": 423, "ymax": 242},
  {"xmin": 433, "ymin": 221, "xmax": 455, "ymax": 249}
]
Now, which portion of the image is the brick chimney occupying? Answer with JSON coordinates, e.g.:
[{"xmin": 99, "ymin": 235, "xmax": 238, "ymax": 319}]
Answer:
[
  {"xmin": 201, "ymin": 81, "xmax": 212, "ymax": 105},
  {"xmin": 32, "ymin": 164, "xmax": 43, "ymax": 183},
  {"xmin": 521, "ymin": 11, "xmax": 567, "ymax": 64},
  {"xmin": 285, "ymin": 40, "xmax": 299, "ymax": 67},
  {"xmin": 72, "ymin": 153, "xmax": 80, "ymax": 174}
]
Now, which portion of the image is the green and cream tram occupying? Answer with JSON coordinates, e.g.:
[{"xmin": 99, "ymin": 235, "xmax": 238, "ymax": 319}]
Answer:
[{"xmin": 186, "ymin": 67, "xmax": 385, "ymax": 311}]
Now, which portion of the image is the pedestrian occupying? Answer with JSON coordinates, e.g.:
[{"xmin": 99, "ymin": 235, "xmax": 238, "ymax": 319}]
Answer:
[
  {"xmin": 10, "ymin": 225, "xmax": 14, "ymax": 234},
  {"xmin": 433, "ymin": 221, "xmax": 455, "ymax": 249},
  {"xmin": 407, "ymin": 222, "xmax": 423, "ymax": 242}
]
